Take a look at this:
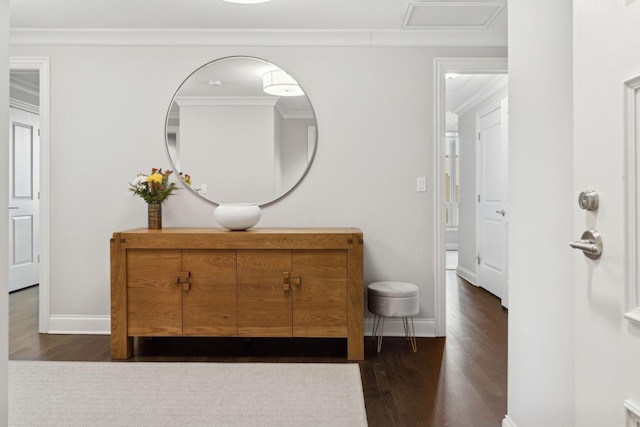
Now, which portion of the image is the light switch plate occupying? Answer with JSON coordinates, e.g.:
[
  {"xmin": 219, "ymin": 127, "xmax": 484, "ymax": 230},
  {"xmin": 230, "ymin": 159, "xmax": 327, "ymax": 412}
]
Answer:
[{"xmin": 417, "ymin": 177, "xmax": 427, "ymax": 192}]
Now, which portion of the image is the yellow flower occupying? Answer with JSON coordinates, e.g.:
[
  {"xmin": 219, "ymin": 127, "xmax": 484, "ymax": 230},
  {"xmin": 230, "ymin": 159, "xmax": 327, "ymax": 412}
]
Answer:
[{"xmin": 146, "ymin": 172, "xmax": 163, "ymax": 184}]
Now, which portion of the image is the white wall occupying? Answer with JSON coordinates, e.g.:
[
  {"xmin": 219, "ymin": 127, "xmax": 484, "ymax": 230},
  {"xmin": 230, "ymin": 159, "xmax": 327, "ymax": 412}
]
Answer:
[
  {"xmin": 179, "ymin": 102, "xmax": 275, "ymax": 204},
  {"xmin": 457, "ymin": 86, "xmax": 508, "ymax": 283},
  {"xmin": 279, "ymin": 118, "xmax": 314, "ymax": 193},
  {"xmin": 506, "ymin": 0, "xmax": 574, "ymax": 426},
  {"xmin": 9, "ymin": 43, "xmax": 505, "ymax": 336},
  {"xmin": 0, "ymin": 0, "xmax": 9, "ymax": 422}
]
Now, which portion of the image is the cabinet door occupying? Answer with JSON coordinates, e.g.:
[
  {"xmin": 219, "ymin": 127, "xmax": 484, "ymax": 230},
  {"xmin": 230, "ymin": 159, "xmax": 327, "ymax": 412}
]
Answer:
[
  {"xmin": 237, "ymin": 250, "xmax": 292, "ymax": 337},
  {"xmin": 292, "ymin": 250, "xmax": 348, "ymax": 337},
  {"xmin": 182, "ymin": 250, "xmax": 237, "ymax": 336},
  {"xmin": 127, "ymin": 249, "xmax": 182, "ymax": 336}
]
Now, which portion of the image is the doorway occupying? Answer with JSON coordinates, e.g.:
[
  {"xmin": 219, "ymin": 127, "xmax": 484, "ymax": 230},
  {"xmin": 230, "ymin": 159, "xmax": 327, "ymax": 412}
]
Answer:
[
  {"xmin": 9, "ymin": 57, "xmax": 50, "ymax": 333},
  {"xmin": 434, "ymin": 57, "xmax": 508, "ymax": 336}
]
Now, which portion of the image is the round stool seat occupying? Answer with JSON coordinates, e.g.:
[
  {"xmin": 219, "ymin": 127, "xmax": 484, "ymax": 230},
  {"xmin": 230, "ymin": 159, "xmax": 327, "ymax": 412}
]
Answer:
[{"xmin": 368, "ymin": 281, "xmax": 419, "ymax": 318}]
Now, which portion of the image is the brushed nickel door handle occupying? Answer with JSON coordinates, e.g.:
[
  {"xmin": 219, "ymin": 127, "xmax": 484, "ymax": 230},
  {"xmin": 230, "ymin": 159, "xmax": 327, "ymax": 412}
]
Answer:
[{"xmin": 570, "ymin": 229, "xmax": 603, "ymax": 260}]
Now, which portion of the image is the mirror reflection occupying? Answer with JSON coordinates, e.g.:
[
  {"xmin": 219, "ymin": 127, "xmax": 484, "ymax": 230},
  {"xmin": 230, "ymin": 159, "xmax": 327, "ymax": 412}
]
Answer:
[{"xmin": 165, "ymin": 56, "xmax": 317, "ymax": 206}]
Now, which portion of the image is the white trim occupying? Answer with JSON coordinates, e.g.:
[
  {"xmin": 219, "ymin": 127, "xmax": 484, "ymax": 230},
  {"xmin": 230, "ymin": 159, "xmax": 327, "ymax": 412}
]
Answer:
[
  {"xmin": 10, "ymin": 57, "xmax": 50, "ymax": 334},
  {"xmin": 364, "ymin": 317, "xmax": 435, "ymax": 338},
  {"xmin": 625, "ymin": 74, "xmax": 640, "ymax": 326},
  {"xmin": 9, "ymin": 97, "xmax": 39, "ymax": 115},
  {"xmin": 434, "ymin": 57, "xmax": 508, "ymax": 338},
  {"xmin": 50, "ymin": 314, "xmax": 434, "ymax": 338},
  {"xmin": 175, "ymin": 96, "xmax": 278, "ymax": 107},
  {"xmin": 47, "ymin": 315, "xmax": 110, "ymax": 335},
  {"xmin": 434, "ymin": 59, "xmax": 447, "ymax": 337},
  {"xmin": 456, "ymin": 266, "xmax": 480, "ymax": 287},
  {"xmin": 454, "ymin": 77, "xmax": 508, "ymax": 117},
  {"xmin": 10, "ymin": 28, "xmax": 506, "ymax": 48},
  {"xmin": 626, "ymin": 400, "xmax": 640, "ymax": 427},
  {"xmin": 625, "ymin": 308, "xmax": 640, "ymax": 324},
  {"xmin": 370, "ymin": 29, "xmax": 506, "ymax": 47},
  {"xmin": 502, "ymin": 415, "xmax": 518, "ymax": 427}
]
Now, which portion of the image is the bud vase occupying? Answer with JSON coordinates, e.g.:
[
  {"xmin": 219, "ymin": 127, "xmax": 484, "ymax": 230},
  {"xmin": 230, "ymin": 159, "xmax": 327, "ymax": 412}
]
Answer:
[{"xmin": 148, "ymin": 203, "xmax": 162, "ymax": 229}]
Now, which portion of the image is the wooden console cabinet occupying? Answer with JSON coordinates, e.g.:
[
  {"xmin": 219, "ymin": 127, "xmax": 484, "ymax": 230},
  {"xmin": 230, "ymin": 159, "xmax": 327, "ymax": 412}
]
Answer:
[{"xmin": 110, "ymin": 228, "xmax": 364, "ymax": 360}]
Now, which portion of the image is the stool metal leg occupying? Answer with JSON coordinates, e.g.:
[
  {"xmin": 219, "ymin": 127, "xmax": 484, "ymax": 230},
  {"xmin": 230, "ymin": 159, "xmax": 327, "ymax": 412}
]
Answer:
[
  {"xmin": 371, "ymin": 314, "xmax": 380, "ymax": 341},
  {"xmin": 373, "ymin": 315, "xmax": 385, "ymax": 353},
  {"xmin": 402, "ymin": 317, "xmax": 417, "ymax": 353}
]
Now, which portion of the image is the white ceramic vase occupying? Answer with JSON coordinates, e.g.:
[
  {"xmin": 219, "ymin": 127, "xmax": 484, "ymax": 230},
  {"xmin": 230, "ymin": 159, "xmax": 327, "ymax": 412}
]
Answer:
[{"xmin": 213, "ymin": 203, "xmax": 261, "ymax": 231}]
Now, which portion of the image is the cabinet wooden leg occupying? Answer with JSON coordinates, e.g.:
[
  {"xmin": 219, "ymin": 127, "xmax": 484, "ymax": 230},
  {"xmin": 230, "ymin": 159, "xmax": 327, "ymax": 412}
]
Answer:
[
  {"xmin": 347, "ymin": 335, "xmax": 364, "ymax": 361},
  {"xmin": 111, "ymin": 336, "xmax": 133, "ymax": 360}
]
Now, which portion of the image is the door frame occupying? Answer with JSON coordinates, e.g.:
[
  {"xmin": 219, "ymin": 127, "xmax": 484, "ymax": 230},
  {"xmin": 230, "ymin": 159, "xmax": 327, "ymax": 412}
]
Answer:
[
  {"xmin": 433, "ymin": 57, "xmax": 508, "ymax": 336},
  {"xmin": 10, "ymin": 57, "xmax": 50, "ymax": 333}
]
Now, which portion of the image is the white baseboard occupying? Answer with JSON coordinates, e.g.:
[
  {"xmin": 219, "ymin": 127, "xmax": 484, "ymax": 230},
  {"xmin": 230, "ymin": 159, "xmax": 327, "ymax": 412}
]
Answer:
[
  {"xmin": 502, "ymin": 415, "xmax": 518, "ymax": 427},
  {"xmin": 364, "ymin": 317, "xmax": 435, "ymax": 337},
  {"xmin": 47, "ymin": 315, "xmax": 436, "ymax": 338},
  {"xmin": 47, "ymin": 315, "xmax": 110, "ymax": 335},
  {"xmin": 456, "ymin": 265, "xmax": 479, "ymax": 287},
  {"xmin": 48, "ymin": 315, "xmax": 436, "ymax": 338}
]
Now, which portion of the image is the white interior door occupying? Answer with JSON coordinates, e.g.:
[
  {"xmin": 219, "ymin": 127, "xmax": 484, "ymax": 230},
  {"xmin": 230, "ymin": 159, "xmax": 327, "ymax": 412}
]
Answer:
[
  {"xmin": 573, "ymin": 2, "xmax": 640, "ymax": 425},
  {"xmin": 8, "ymin": 107, "xmax": 39, "ymax": 292},
  {"xmin": 477, "ymin": 98, "xmax": 508, "ymax": 305}
]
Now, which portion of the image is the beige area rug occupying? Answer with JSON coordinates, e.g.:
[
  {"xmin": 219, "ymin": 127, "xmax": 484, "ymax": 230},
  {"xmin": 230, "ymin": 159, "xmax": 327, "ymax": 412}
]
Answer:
[{"xmin": 9, "ymin": 361, "xmax": 368, "ymax": 427}]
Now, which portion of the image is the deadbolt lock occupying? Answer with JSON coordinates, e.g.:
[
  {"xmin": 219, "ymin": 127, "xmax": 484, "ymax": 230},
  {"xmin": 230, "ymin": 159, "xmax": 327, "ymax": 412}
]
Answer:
[{"xmin": 578, "ymin": 190, "xmax": 599, "ymax": 211}]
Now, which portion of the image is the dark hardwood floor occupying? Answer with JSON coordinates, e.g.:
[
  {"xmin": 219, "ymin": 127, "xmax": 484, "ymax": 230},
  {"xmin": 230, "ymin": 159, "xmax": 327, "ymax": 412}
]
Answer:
[{"xmin": 9, "ymin": 271, "xmax": 507, "ymax": 427}]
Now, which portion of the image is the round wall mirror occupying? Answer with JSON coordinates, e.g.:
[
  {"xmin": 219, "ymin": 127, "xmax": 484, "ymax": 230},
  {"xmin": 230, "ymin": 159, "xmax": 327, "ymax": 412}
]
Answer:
[{"xmin": 165, "ymin": 56, "xmax": 318, "ymax": 206}]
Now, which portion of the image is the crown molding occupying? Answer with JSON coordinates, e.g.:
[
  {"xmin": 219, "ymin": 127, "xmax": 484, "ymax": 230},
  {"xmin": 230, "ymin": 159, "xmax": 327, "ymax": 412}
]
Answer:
[
  {"xmin": 175, "ymin": 96, "xmax": 278, "ymax": 107},
  {"xmin": 10, "ymin": 28, "xmax": 506, "ymax": 47},
  {"xmin": 453, "ymin": 77, "xmax": 508, "ymax": 117}
]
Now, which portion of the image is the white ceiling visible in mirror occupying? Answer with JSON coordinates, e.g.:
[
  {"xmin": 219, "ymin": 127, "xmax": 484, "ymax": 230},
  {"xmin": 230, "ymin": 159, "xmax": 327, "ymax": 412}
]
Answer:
[{"xmin": 9, "ymin": 0, "xmax": 507, "ymax": 33}]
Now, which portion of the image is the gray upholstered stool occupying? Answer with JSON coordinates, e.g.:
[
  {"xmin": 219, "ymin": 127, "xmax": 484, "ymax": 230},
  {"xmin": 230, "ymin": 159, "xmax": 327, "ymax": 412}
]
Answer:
[{"xmin": 368, "ymin": 281, "xmax": 419, "ymax": 353}]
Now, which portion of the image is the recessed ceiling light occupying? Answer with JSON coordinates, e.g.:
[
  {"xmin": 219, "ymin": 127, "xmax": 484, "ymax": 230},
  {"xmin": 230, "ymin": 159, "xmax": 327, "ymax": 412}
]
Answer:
[{"xmin": 223, "ymin": 0, "xmax": 271, "ymax": 4}]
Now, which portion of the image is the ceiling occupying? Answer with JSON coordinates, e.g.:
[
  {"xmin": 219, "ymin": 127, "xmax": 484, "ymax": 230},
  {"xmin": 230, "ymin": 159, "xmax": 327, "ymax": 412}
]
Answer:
[
  {"xmin": 446, "ymin": 73, "xmax": 508, "ymax": 114},
  {"xmin": 9, "ymin": 0, "xmax": 507, "ymax": 31}
]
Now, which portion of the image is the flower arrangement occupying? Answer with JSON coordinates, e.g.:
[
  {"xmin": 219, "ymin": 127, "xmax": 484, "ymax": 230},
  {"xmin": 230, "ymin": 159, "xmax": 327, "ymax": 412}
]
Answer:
[{"xmin": 129, "ymin": 168, "xmax": 179, "ymax": 204}]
